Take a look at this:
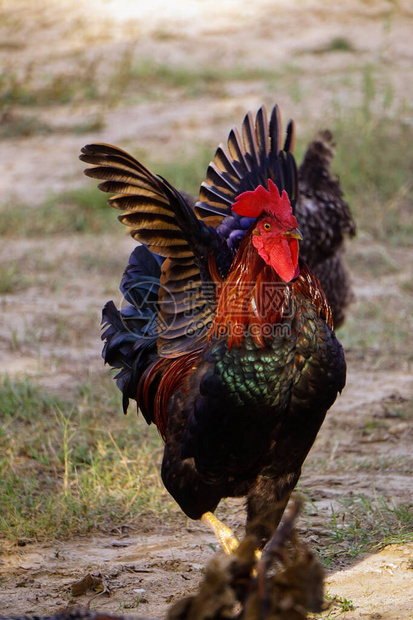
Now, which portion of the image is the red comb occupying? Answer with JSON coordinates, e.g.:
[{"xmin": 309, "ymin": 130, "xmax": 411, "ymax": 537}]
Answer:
[{"xmin": 232, "ymin": 180, "xmax": 296, "ymax": 227}]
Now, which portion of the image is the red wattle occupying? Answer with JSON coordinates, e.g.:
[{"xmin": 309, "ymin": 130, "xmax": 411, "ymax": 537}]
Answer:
[{"xmin": 253, "ymin": 235, "xmax": 299, "ymax": 282}]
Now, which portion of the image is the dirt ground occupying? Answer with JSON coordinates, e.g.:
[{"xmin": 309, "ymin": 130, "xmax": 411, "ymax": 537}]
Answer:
[
  {"xmin": 1, "ymin": 0, "xmax": 413, "ymax": 618},
  {"xmin": 1, "ymin": 363, "xmax": 413, "ymax": 619}
]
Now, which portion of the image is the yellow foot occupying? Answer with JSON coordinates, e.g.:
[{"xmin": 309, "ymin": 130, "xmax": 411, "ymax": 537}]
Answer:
[{"xmin": 200, "ymin": 511, "xmax": 240, "ymax": 554}]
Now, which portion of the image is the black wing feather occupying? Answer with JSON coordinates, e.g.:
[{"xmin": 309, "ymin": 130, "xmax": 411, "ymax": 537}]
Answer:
[{"xmin": 195, "ymin": 104, "xmax": 298, "ymax": 222}]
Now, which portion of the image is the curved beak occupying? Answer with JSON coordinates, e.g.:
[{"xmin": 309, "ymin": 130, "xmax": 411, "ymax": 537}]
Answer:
[{"xmin": 283, "ymin": 228, "xmax": 303, "ymax": 240}]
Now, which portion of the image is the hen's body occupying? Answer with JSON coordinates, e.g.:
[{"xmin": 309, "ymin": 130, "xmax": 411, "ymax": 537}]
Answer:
[
  {"xmin": 296, "ymin": 130, "xmax": 356, "ymax": 327},
  {"xmin": 81, "ymin": 105, "xmax": 346, "ymax": 547}
]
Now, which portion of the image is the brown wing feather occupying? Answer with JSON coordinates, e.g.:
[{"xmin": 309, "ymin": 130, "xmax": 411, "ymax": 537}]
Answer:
[
  {"xmin": 81, "ymin": 143, "xmax": 193, "ymax": 259},
  {"xmin": 80, "ymin": 143, "xmax": 214, "ymax": 357}
]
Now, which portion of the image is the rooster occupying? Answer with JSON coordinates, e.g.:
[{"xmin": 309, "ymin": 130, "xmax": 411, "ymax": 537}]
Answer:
[
  {"xmin": 183, "ymin": 129, "xmax": 356, "ymax": 328},
  {"xmin": 80, "ymin": 105, "xmax": 346, "ymax": 551}
]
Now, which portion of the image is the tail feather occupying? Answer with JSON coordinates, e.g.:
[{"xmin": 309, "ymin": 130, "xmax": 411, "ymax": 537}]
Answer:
[
  {"xmin": 119, "ymin": 244, "xmax": 164, "ymax": 297},
  {"xmin": 242, "ymin": 111, "xmax": 260, "ymax": 167},
  {"xmin": 228, "ymin": 126, "xmax": 253, "ymax": 175},
  {"xmin": 283, "ymin": 118, "xmax": 295, "ymax": 153},
  {"xmin": 101, "ymin": 301, "xmax": 157, "ymax": 416},
  {"xmin": 254, "ymin": 105, "xmax": 270, "ymax": 161},
  {"xmin": 195, "ymin": 104, "xmax": 298, "ymax": 254},
  {"xmin": 269, "ymin": 103, "xmax": 282, "ymax": 154},
  {"xmin": 101, "ymin": 245, "xmax": 163, "ymax": 416}
]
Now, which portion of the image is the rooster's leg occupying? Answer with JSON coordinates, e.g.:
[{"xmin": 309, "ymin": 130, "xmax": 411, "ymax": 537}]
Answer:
[
  {"xmin": 201, "ymin": 511, "xmax": 240, "ymax": 554},
  {"xmin": 246, "ymin": 472, "xmax": 300, "ymax": 549}
]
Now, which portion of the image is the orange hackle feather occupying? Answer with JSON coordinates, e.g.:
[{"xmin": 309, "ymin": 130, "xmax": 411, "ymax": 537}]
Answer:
[
  {"xmin": 209, "ymin": 231, "xmax": 333, "ymax": 351},
  {"xmin": 208, "ymin": 233, "xmax": 290, "ymax": 349},
  {"xmin": 294, "ymin": 266, "xmax": 334, "ymax": 331}
]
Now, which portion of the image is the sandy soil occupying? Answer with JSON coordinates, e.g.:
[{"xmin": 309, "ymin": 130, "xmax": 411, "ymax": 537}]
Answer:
[
  {"xmin": 2, "ymin": 536, "xmax": 413, "ymax": 619},
  {"xmin": 0, "ymin": 1, "xmax": 413, "ymax": 618}
]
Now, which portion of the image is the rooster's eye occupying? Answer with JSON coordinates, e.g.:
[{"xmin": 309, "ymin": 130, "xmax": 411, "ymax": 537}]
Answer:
[{"xmin": 263, "ymin": 223, "xmax": 271, "ymax": 231}]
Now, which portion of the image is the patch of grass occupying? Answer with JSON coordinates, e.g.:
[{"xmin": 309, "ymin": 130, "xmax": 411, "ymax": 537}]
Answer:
[
  {"xmin": 338, "ymin": 295, "xmax": 413, "ymax": 366},
  {"xmin": 0, "ymin": 110, "xmax": 105, "ymax": 139},
  {"xmin": 0, "ymin": 262, "xmax": 31, "ymax": 294},
  {"xmin": 346, "ymin": 243, "xmax": 401, "ymax": 277},
  {"xmin": 325, "ymin": 594, "xmax": 354, "ymax": 613},
  {"xmin": 316, "ymin": 76, "xmax": 413, "ymax": 369},
  {"xmin": 311, "ymin": 495, "xmax": 413, "ymax": 568},
  {"xmin": 310, "ymin": 454, "xmax": 413, "ymax": 475},
  {"xmin": 155, "ymin": 146, "xmax": 213, "ymax": 197},
  {"xmin": 0, "ymin": 374, "xmax": 172, "ymax": 541},
  {"xmin": 328, "ymin": 37, "xmax": 355, "ymax": 53},
  {"xmin": 322, "ymin": 75, "xmax": 413, "ymax": 246},
  {"xmin": 0, "ymin": 64, "xmax": 99, "ymax": 107},
  {"xmin": 0, "ymin": 112, "xmax": 53, "ymax": 138},
  {"xmin": 108, "ymin": 54, "xmax": 279, "ymax": 101},
  {"xmin": 119, "ymin": 596, "xmax": 143, "ymax": 611},
  {"xmin": 0, "ymin": 187, "xmax": 116, "ymax": 237},
  {"xmin": 0, "ymin": 375, "xmax": 63, "ymax": 421},
  {"xmin": 401, "ymin": 276, "xmax": 413, "ymax": 296},
  {"xmin": 71, "ymin": 114, "xmax": 105, "ymax": 135},
  {"xmin": 0, "ymin": 147, "xmax": 214, "ymax": 238},
  {"xmin": 0, "ymin": 52, "xmax": 280, "ymax": 110},
  {"xmin": 309, "ymin": 36, "xmax": 356, "ymax": 55},
  {"xmin": 334, "ymin": 118, "xmax": 413, "ymax": 246}
]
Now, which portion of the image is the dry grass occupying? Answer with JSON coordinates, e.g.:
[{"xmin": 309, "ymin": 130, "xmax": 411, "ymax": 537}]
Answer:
[{"xmin": 0, "ymin": 373, "xmax": 174, "ymax": 542}]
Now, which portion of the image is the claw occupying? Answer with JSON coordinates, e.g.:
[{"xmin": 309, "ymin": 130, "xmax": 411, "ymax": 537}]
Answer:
[{"xmin": 201, "ymin": 511, "xmax": 240, "ymax": 554}]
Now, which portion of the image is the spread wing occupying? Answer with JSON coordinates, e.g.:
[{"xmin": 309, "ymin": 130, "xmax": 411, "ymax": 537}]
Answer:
[{"xmin": 80, "ymin": 143, "xmax": 218, "ymax": 357}]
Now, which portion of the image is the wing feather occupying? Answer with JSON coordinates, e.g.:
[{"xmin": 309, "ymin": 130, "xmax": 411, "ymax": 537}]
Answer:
[{"xmin": 80, "ymin": 143, "xmax": 216, "ymax": 356}]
